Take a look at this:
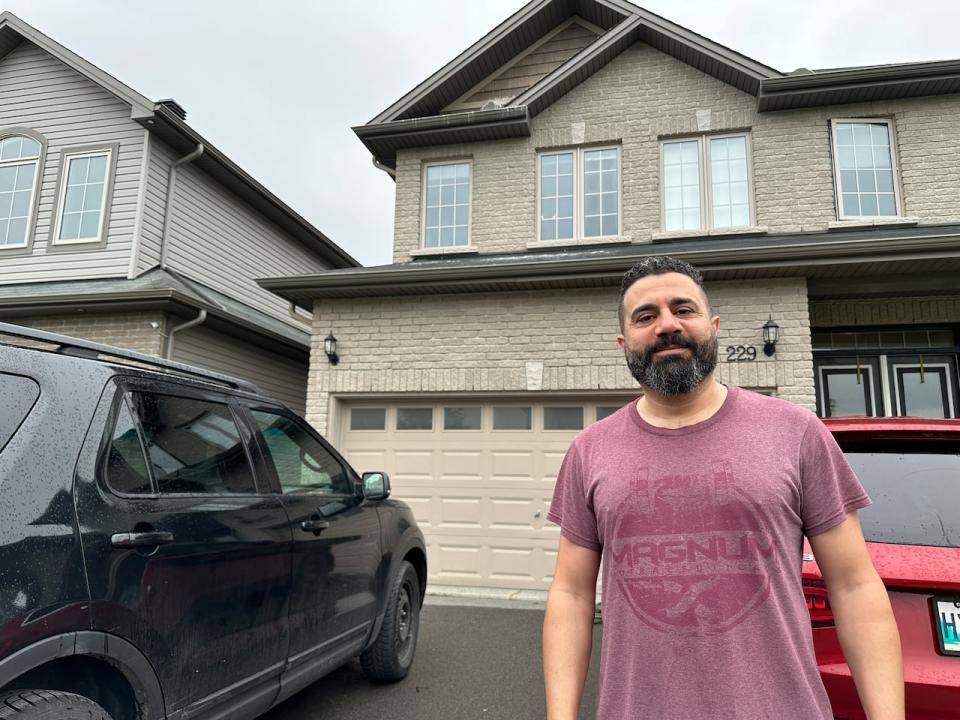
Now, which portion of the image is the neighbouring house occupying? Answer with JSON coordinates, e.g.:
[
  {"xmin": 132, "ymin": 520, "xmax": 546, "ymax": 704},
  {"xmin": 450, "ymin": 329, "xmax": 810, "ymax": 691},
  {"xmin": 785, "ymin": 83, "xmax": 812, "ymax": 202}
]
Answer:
[
  {"xmin": 0, "ymin": 12, "xmax": 358, "ymax": 413},
  {"xmin": 260, "ymin": 0, "xmax": 960, "ymax": 591}
]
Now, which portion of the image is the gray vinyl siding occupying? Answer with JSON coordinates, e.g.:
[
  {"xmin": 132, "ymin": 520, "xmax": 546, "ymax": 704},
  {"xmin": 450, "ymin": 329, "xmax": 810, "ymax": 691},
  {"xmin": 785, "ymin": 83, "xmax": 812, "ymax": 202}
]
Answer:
[
  {"xmin": 171, "ymin": 324, "xmax": 309, "ymax": 414},
  {"xmin": 0, "ymin": 41, "xmax": 145, "ymax": 283},
  {"xmin": 158, "ymin": 146, "xmax": 332, "ymax": 323}
]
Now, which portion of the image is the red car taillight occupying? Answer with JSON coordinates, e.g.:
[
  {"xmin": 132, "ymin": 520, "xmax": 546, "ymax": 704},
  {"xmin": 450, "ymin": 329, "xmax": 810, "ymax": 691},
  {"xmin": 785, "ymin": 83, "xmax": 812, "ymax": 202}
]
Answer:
[{"xmin": 803, "ymin": 579, "xmax": 835, "ymax": 628}]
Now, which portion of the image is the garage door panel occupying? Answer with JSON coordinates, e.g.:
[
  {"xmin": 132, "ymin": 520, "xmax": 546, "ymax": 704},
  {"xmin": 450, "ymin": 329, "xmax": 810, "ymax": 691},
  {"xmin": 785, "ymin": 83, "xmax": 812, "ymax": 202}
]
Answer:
[
  {"xmin": 439, "ymin": 497, "xmax": 484, "ymax": 528},
  {"xmin": 393, "ymin": 450, "xmax": 434, "ymax": 474}
]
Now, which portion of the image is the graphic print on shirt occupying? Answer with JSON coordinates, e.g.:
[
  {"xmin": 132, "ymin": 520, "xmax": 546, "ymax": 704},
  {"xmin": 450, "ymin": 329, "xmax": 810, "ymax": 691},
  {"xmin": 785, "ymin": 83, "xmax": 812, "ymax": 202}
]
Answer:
[{"xmin": 607, "ymin": 460, "xmax": 781, "ymax": 635}]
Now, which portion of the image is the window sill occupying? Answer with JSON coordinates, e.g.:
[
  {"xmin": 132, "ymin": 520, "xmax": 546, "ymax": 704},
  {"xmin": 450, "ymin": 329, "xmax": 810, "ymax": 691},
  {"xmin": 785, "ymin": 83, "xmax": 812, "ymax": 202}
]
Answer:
[
  {"xmin": 651, "ymin": 226, "xmax": 768, "ymax": 242},
  {"xmin": 410, "ymin": 245, "xmax": 480, "ymax": 258},
  {"xmin": 526, "ymin": 235, "xmax": 632, "ymax": 250},
  {"xmin": 828, "ymin": 217, "xmax": 918, "ymax": 230}
]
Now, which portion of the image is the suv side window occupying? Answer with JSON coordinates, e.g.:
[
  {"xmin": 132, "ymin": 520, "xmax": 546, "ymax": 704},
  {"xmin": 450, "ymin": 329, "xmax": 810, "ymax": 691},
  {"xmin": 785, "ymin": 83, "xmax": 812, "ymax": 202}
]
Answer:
[
  {"xmin": 129, "ymin": 392, "xmax": 257, "ymax": 495},
  {"xmin": 250, "ymin": 409, "xmax": 352, "ymax": 495},
  {"xmin": 106, "ymin": 396, "xmax": 153, "ymax": 494}
]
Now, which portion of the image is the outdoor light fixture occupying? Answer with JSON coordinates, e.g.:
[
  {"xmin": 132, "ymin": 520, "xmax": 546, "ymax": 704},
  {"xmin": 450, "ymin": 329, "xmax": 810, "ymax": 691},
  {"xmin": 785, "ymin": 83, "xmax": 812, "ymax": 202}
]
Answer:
[
  {"xmin": 762, "ymin": 316, "xmax": 780, "ymax": 357},
  {"xmin": 323, "ymin": 333, "xmax": 339, "ymax": 366}
]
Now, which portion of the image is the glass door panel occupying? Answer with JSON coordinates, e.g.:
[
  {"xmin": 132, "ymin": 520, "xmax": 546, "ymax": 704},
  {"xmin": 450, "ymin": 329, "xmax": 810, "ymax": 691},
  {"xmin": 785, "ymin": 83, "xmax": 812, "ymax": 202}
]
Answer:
[
  {"xmin": 891, "ymin": 355, "xmax": 958, "ymax": 418},
  {"xmin": 815, "ymin": 356, "xmax": 883, "ymax": 418}
]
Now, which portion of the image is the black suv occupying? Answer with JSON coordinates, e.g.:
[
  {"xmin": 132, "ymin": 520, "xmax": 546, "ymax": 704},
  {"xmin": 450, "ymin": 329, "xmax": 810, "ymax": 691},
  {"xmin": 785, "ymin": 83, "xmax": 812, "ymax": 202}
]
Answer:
[{"xmin": 0, "ymin": 322, "xmax": 426, "ymax": 720}]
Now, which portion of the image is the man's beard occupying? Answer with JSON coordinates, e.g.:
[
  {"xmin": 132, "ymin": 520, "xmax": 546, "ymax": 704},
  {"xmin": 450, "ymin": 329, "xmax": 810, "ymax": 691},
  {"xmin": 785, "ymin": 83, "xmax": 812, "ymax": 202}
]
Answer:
[{"xmin": 624, "ymin": 330, "xmax": 719, "ymax": 395}]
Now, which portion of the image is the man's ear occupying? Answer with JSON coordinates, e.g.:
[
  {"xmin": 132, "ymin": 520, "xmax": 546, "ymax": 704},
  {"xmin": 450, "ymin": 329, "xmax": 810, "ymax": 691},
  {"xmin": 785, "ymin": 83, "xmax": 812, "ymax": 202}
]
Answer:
[
  {"xmin": 616, "ymin": 334, "xmax": 625, "ymax": 351},
  {"xmin": 711, "ymin": 316, "xmax": 720, "ymax": 334}
]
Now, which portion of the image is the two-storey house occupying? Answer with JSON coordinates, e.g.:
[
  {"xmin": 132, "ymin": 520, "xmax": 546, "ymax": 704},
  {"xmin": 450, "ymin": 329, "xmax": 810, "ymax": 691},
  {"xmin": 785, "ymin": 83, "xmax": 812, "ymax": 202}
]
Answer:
[
  {"xmin": 262, "ymin": 0, "xmax": 960, "ymax": 591},
  {"xmin": 0, "ymin": 12, "xmax": 358, "ymax": 413}
]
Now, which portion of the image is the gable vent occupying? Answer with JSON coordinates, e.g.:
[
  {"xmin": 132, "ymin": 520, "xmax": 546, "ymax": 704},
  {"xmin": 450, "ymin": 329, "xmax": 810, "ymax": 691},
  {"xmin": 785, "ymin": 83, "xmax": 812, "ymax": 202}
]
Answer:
[{"xmin": 157, "ymin": 98, "xmax": 187, "ymax": 120}]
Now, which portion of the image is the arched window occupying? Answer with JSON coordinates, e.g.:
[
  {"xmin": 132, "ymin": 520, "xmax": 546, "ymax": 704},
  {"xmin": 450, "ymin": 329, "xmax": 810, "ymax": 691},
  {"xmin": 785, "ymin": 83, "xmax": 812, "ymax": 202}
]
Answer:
[{"xmin": 0, "ymin": 134, "xmax": 41, "ymax": 248}]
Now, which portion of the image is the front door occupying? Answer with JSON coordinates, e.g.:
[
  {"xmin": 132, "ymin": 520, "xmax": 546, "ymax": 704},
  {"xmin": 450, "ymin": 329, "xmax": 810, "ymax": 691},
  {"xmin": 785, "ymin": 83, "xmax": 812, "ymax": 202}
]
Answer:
[{"xmin": 243, "ymin": 405, "xmax": 382, "ymax": 694}]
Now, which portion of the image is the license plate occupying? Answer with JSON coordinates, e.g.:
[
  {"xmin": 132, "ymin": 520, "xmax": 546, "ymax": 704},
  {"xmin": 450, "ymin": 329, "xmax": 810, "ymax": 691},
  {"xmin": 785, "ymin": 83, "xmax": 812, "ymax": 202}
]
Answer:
[{"xmin": 934, "ymin": 597, "xmax": 960, "ymax": 657}]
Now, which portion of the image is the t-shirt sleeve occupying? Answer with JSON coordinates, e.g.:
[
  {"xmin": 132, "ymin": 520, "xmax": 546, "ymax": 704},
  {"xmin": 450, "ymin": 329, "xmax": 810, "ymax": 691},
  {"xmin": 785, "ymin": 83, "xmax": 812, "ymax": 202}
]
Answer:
[
  {"xmin": 546, "ymin": 440, "xmax": 601, "ymax": 551},
  {"xmin": 798, "ymin": 414, "xmax": 872, "ymax": 537}
]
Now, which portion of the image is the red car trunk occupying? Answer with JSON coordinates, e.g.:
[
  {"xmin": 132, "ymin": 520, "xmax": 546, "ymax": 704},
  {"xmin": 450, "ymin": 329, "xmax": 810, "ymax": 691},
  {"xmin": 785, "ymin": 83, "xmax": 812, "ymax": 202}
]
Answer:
[{"xmin": 803, "ymin": 418, "xmax": 960, "ymax": 720}]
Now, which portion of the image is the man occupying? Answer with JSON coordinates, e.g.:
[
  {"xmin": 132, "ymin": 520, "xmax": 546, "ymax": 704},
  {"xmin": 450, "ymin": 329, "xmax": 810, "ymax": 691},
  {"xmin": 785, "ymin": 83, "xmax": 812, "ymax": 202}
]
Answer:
[{"xmin": 543, "ymin": 256, "xmax": 903, "ymax": 720}]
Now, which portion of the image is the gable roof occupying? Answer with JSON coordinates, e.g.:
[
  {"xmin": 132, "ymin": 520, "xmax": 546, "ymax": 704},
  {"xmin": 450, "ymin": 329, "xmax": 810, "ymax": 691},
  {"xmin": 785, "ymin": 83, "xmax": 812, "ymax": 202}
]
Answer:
[
  {"xmin": 355, "ymin": 0, "xmax": 960, "ymax": 169},
  {"xmin": 0, "ymin": 11, "xmax": 359, "ymax": 269}
]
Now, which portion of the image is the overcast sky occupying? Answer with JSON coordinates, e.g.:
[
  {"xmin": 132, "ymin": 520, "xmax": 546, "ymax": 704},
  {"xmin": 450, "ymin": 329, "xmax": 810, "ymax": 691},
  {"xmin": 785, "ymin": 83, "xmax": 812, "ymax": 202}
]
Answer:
[{"xmin": 6, "ymin": 1, "xmax": 960, "ymax": 266}]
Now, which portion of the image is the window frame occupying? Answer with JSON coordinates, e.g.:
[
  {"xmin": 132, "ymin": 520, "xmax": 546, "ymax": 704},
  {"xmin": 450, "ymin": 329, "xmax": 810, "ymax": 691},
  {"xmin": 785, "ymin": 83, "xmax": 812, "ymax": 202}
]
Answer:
[
  {"xmin": 536, "ymin": 144, "xmax": 622, "ymax": 244},
  {"xmin": 659, "ymin": 132, "xmax": 755, "ymax": 233},
  {"xmin": 420, "ymin": 158, "xmax": 473, "ymax": 250},
  {"xmin": 830, "ymin": 118, "xmax": 902, "ymax": 221},
  {"xmin": 50, "ymin": 145, "xmax": 117, "ymax": 248},
  {"xmin": 0, "ymin": 129, "xmax": 45, "ymax": 253}
]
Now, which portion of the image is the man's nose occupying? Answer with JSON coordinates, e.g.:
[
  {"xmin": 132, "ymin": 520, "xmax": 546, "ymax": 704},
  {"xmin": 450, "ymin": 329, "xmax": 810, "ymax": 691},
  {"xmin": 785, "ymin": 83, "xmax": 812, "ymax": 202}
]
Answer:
[{"xmin": 656, "ymin": 311, "xmax": 682, "ymax": 335}]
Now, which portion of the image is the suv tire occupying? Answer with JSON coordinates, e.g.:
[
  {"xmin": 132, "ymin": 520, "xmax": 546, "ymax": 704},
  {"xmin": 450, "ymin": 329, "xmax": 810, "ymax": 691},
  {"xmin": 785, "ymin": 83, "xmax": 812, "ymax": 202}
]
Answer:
[
  {"xmin": 0, "ymin": 690, "xmax": 113, "ymax": 719},
  {"xmin": 360, "ymin": 560, "xmax": 420, "ymax": 682}
]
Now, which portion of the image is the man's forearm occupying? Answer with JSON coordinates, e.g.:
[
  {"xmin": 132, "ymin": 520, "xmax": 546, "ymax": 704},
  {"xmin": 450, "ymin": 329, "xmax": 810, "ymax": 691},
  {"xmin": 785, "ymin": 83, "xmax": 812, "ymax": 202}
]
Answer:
[
  {"xmin": 831, "ymin": 579, "xmax": 904, "ymax": 720},
  {"xmin": 543, "ymin": 588, "xmax": 595, "ymax": 720}
]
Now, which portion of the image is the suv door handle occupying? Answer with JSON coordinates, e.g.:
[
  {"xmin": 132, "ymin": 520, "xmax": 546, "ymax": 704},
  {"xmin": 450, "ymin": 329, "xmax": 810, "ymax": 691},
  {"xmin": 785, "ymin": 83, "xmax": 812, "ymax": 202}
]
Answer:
[
  {"xmin": 111, "ymin": 531, "xmax": 175, "ymax": 548},
  {"xmin": 300, "ymin": 519, "xmax": 330, "ymax": 533}
]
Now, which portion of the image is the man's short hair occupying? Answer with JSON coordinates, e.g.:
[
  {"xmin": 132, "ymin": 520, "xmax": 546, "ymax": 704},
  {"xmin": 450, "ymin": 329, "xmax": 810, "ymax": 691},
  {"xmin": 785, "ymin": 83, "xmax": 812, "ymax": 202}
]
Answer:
[{"xmin": 618, "ymin": 256, "xmax": 709, "ymax": 331}]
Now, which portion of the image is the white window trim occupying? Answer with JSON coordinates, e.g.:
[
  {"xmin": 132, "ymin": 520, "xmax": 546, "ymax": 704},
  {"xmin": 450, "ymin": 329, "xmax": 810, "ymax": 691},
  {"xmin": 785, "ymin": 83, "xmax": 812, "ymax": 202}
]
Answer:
[
  {"xmin": 659, "ymin": 132, "xmax": 755, "ymax": 233},
  {"xmin": 830, "ymin": 118, "xmax": 902, "ymax": 221},
  {"xmin": 52, "ymin": 148, "xmax": 114, "ymax": 246},
  {"xmin": 420, "ymin": 159, "xmax": 473, "ymax": 250},
  {"xmin": 0, "ymin": 135, "xmax": 42, "ymax": 250},
  {"xmin": 535, "ymin": 144, "xmax": 622, "ymax": 244}
]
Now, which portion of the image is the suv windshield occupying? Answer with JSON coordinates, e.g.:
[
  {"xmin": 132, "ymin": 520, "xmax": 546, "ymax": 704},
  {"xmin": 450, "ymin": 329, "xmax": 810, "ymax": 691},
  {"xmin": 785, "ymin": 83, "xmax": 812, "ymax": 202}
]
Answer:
[{"xmin": 841, "ymin": 441, "xmax": 960, "ymax": 548}]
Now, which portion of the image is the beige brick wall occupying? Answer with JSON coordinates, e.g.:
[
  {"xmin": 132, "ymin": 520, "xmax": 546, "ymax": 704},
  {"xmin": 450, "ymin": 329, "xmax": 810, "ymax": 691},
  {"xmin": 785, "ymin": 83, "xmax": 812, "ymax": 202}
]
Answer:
[
  {"xmin": 393, "ymin": 42, "xmax": 960, "ymax": 261},
  {"xmin": 15, "ymin": 311, "xmax": 166, "ymax": 356},
  {"xmin": 810, "ymin": 296, "xmax": 960, "ymax": 327},
  {"xmin": 306, "ymin": 278, "xmax": 813, "ymax": 434}
]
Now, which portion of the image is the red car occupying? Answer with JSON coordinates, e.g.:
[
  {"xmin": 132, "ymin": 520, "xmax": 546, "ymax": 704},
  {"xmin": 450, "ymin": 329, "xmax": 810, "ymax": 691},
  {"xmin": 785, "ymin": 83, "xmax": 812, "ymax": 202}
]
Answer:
[{"xmin": 803, "ymin": 417, "xmax": 960, "ymax": 720}]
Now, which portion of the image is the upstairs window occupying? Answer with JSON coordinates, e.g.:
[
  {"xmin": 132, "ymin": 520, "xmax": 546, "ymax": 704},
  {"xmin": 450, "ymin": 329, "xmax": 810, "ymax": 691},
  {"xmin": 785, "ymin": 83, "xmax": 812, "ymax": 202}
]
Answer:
[
  {"xmin": 423, "ymin": 160, "xmax": 471, "ymax": 248},
  {"xmin": 661, "ymin": 133, "xmax": 753, "ymax": 232},
  {"xmin": 0, "ymin": 134, "xmax": 41, "ymax": 249},
  {"xmin": 831, "ymin": 120, "xmax": 900, "ymax": 219},
  {"xmin": 539, "ymin": 146, "xmax": 620, "ymax": 242},
  {"xmin": 53, "ymin": 148, "xmax": 113, "ymax": 245}
]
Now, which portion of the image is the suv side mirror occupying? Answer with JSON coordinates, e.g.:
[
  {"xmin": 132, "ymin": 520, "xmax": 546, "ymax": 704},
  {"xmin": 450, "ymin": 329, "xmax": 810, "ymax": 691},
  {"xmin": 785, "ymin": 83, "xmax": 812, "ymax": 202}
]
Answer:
[{"xmin": 361, "ymin": 471, "xmax": 391, "ymax": 501}]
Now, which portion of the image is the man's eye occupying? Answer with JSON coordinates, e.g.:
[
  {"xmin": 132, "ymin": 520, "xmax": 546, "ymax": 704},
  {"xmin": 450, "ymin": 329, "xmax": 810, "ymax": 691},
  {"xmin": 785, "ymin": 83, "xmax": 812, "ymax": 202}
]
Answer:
[
  {"xmin": 635, "ymin": 315, "xmax": 654, "ymax": 324},
  {"xmin": 676, "ymin": 308, "xmax": 694, "ymax": 315}
]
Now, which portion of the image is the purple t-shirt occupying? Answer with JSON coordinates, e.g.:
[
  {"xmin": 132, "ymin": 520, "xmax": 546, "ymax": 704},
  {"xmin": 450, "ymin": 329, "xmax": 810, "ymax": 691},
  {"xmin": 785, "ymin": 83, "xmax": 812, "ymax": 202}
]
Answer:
[{"xmin": 548, "ymin": 386, "xmax": 870, "ymax": 720}]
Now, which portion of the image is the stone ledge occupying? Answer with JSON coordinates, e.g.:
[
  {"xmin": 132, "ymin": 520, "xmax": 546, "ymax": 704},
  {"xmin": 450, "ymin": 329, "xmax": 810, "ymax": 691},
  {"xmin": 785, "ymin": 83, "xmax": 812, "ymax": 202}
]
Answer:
[
  {"xmin": 651, "ymin": 226, "xmax": 768, "ymax": 242},
  {"xmin": 827, "ymin": 217, "xmax": 919, "ymax": 230},
  {"xmin": 409, "ymin": 245, "xmax": 480, "ymax": 258}
]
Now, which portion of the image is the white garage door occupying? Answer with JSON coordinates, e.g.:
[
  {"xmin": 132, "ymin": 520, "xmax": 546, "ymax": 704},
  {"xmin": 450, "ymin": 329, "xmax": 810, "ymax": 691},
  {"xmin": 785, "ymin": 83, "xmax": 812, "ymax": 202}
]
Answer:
[{"xmin": 338, "ymin": 397, "xmax": 634, "ymax": 591}]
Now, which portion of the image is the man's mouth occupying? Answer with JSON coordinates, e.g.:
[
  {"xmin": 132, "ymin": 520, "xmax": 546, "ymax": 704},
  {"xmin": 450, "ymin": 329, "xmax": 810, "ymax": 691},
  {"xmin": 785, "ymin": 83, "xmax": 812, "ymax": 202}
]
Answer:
[{"xmin": 654, "ymin": 345, "xmax": 690, "ymax": 355}]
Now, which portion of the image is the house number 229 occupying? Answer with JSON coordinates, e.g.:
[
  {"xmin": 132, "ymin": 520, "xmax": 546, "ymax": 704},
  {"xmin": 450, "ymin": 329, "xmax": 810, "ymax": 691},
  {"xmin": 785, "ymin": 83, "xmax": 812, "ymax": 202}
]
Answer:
[{"xmin": 725, "ymin": 345, "xmax": 757, "ymax": 362}]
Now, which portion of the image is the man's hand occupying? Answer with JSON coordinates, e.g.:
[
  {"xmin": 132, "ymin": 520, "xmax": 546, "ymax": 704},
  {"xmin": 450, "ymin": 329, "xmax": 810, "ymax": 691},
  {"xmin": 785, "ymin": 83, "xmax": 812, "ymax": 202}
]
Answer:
[
  {"xmin": 543, "ymin": 536, "xmax": 601, "ymax": 720},
  {"xmin": 809, "ymin": 511, "xmax": 904, "ymax": 720}
]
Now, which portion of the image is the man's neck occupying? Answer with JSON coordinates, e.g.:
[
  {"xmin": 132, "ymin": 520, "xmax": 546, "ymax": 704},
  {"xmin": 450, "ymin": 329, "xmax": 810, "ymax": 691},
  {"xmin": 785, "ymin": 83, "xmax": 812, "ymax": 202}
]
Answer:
[{"xmin": 635, "ymin": 377, "xmax": 728, "ymax": 429}]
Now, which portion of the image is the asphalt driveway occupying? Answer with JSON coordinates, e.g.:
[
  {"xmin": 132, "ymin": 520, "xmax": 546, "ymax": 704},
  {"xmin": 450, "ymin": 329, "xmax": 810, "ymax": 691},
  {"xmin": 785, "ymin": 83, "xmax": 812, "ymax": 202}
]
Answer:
[{"xmin": 261, "ymin": 598, "xmax": 602, "ymax": 720}]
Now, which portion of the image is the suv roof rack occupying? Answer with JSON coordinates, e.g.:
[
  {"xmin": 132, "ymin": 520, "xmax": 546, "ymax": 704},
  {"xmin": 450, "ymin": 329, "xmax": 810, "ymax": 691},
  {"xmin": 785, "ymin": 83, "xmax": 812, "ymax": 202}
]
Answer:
[{"xmin": 0, "ymin": 321, "xmax": 260, "ymax": 393}]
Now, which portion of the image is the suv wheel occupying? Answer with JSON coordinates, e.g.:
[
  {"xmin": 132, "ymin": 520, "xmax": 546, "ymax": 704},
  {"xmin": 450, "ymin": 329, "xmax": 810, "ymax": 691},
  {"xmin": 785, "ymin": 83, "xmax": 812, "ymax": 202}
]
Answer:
[
  {"xmin": 360, "ymin": 560, "xmax": 420, "ymax": 682},
  {"xmin": 0, "ymin": 690, "xmax": 113, "ymax": 719}
]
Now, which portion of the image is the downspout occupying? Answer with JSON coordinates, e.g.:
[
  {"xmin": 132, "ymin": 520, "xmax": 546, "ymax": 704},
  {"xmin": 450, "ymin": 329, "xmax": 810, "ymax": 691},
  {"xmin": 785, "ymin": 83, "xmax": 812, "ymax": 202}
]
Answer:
[
  {"xmin": 372, "ymin": 156, "xmax": 396, "ymax": 179},
  {"xmin": 164, "ymin": 309, "xmax": 207, "ymax": 359},
  {"xmin": 159, "ymin": 143, "xmax": 205, "ymax": 269}
]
